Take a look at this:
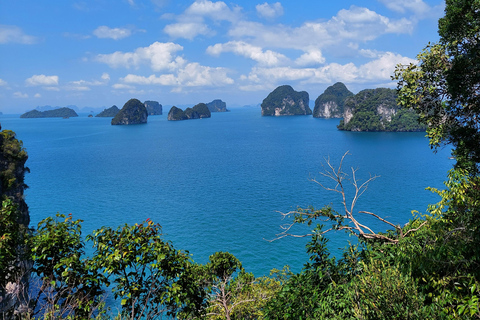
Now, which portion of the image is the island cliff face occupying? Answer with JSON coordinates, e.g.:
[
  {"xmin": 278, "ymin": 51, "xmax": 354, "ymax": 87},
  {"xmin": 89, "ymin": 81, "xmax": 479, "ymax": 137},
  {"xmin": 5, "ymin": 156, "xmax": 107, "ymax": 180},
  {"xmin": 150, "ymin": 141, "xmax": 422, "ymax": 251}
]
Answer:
[
  {"xmin": 337, "ymin": 88, "xmax": 425, "ymax": 132},
  {"xmin": 111, "ymin": 99, "xmax": 148, "ymax": 125},
  {"xmin": 313, "ymin": 82, "xmax": 353, "ymax": 118},
  {"xmin": 261, "ymin": 85, "xmax": 311, "ymax": 116},
  {"xmin": 96, "ymin": 105, "xmax": 120, "ymax": 117},
  {"xmin": 20, "ymin": 107, "xmax": 78, "ymax": 118},
  {"xmin": 167, "ymin": 103, "xmax": 211, "ymax": 121},
  {"xmin": 206, "ymin": 99, "xmax": 228, "ymax": 112},
  {"xmin": 144, "ymin": 101, "xmax": 163, "ymax": 115}
]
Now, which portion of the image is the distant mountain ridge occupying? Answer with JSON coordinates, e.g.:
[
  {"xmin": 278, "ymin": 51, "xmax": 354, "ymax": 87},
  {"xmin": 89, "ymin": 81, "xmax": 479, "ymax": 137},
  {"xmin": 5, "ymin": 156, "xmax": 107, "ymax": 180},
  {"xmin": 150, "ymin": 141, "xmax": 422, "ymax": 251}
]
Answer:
[{"xmin": 20, "ymin": 107, "xmax": 78, "ymax": 118}]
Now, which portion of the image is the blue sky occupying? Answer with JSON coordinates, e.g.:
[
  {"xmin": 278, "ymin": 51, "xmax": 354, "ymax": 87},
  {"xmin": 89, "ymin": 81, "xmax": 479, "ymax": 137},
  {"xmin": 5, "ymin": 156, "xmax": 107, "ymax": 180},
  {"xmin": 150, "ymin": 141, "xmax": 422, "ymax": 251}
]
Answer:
[{"xmin": 0, "ymin": 0, "xmax": 444, "ymax": 113}]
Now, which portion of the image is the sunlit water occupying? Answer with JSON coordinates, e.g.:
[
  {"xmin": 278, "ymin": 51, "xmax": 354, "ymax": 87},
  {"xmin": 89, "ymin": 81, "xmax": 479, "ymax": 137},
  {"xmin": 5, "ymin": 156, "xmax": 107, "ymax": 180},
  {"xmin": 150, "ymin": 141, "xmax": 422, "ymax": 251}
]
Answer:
[{"xmin": 1, "ymin": 108, "xmax": 452, "ymax": 275}]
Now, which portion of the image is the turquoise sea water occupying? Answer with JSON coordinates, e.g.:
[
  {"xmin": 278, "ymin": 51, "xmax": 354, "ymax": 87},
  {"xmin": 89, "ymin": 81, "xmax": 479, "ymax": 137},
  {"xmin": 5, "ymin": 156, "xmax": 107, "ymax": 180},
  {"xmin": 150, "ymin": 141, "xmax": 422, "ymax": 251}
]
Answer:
[{"xmin": 0, "ymin": 108, "xmax": 452, "ymax": 276}]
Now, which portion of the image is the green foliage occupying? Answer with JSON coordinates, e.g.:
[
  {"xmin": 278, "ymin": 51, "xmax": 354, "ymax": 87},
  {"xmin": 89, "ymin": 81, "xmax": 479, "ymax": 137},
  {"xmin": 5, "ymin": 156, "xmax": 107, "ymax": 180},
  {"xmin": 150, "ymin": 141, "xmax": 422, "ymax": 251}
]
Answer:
[
  {"xmin": 20, "ymin": 107, "xmax": 78, "ymax": 118},
  {"xmin": 30, "ymin": 213, "xmax": 106, "ymax": 319},
  {"xmin": 261, "ymin": 85, "xmax": 311, "ymax": 116},
  {"xmin": 313, "ymin": 82, "xmax": 353, "ymax": 118},
  {"xmin": 87, "ymin": 220, "xmax": 206, "ymax": 319},
  {"xmin": 0, "ymin": 130, "xmax": 28, "ymax": 192},
  {"xmin": 168, "ymin": 106, "xmax": 188, "ymax": 121},
  {"xmin": 143, "ymin": 101, "xmax": 162, "ymax": 115},
  {"xmin": 394, "ymin": 0, "xmax": 480, "ymax": 173},
  {"xmin": 111, "ymin": 99, "xmax": 148, "ymax": 125},
  {"xmin": 95, "ymin": 106, "xmax": 119, "ymax": 118},
  {"xmin": 192, "ymin": 103, "xmax": 211, "ymax": 118}
]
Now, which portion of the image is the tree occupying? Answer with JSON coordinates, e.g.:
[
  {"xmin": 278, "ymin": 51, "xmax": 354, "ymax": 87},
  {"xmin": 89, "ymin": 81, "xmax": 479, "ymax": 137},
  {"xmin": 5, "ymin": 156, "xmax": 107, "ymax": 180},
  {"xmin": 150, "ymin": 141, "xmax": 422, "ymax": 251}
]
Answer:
[
  {"xmin": 394, "ymin": 0, "xmax": 480, "ymax": 174},
  {"xmin": 87, "ymin": 220, "xmax": 207, "ymax": 320}
]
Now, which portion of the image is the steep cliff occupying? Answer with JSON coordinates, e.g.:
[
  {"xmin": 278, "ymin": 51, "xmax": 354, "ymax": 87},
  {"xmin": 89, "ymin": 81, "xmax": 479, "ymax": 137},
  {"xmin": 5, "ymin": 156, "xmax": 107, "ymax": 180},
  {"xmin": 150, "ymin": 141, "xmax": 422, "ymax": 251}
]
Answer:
[
  {"xmin": 337, "ymin": 88, "xmax": 425, "ymax": 132},
  {"xmin": 111, "ymin": 99, "xmax": 148, "ymax": 125},
  {"xmin": 261, "ymin": 85, "xmax": 311, "ymax": 116},
  {"xmin": 167, "ymin": 103, "xmax": 211, "ymax": 121},
  {"xmin": 206, "ymin": 99, "xmax": 228, "ymax": 112},
  {"xmin": 313, "ymin": 82, "xmax": 353, "ymax": 118},
  {"xmin": 144, "ymin": 101, "xmax": 163, "ymax": 115}
]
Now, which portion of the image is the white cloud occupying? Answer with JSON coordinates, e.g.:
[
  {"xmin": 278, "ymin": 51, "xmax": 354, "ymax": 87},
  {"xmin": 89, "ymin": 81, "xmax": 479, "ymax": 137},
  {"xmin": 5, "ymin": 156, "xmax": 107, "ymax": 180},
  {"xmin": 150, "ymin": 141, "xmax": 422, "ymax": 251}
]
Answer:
[
  {"xmin": 378, "ymin": 0, "xmax": 439, "ymax": 16},
  {"xmin": 0, "ymin": 25, "xmax": 38, "ymax": 44},
  {"xmin": 207, "ymin": 41, "xmax": 288, "ymax": 66},
  {"xmin": 93, "ymin": 26, "xmax": 132, "ymax": 40},
  {"xmin": 13, "ymin": 92, "xmax": 28, "ymax": 98},
  {"xmin": 101, "ymin": 73, "xmax": 110, "ymax": 81},
  {"xmin": 164, "ymin": 22, "xmax": 213, "ymax": 39},
  {"xmin": 112, "ymin": 83, "xmax": 135, "ymax": 90},
  {"xmin": 185, "ymin": 0, "xmax": 240, "ymax": 21},
  {"xmin": 0, "ymin": 79, "xmax": 7, "ymax": 86},
  {"xmin": 358, "ymin": 51, "xmax": 416, "ymax": 80},
  {"xmin": 96, "ymin": 42, "xmax": 185, "ymax": 71},
  {"xmin": 295, "ymin": 49, "xmax": 326, "ymax": 66},
  {"xmin": 25, "ymin": 74, "xmax": 59, "ymax": 86},
  {"xmin": 119, "ymin": 63, "xmax": 233, "ymax": 87},
  {"xmin": 256, "ymin": 2, "xmax": 284, "ymax": 19},
  {"xmin": 34, "ymin": 93, "xmax": 41, "ymax": 98}
]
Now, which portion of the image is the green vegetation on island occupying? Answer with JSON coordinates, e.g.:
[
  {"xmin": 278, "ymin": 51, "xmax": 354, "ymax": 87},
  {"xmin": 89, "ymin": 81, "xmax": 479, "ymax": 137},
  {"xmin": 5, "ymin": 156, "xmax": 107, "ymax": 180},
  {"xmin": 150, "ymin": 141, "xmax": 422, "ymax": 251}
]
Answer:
[
  {"xmin": 337, "ymin": 88, "xmax": 425, "ymax": 132},
  {"xmin": 144, "ymin": 101, "xmax": 163, "ymax": 115},
  {"xmin": 167, "ymin": 103, "xmax": 211, "ymax": 121},
  {"xmin": 111, "ymin": 99, "xmax": 148, "ymax": 125},
  {"xmin": 261, "ymin": 85, "xmax": 311, "ymax": 116},
  {"xmin": 313, "ymin": 82, "xmax": 353, "ymax": 118},
  {"xmin": 206, "ymin": 99, "xmax": 228, "ymax": 112},
  {"xmin": 95, "ymin": 105, "xmax": 119, "ymax": 118},
  {"xmin": 20, "ymin": 107, "xmax": 78, "ymax": 119},
  {"xmin": 2, "ymin": 2, "xmax": 480, "ymax": 319}
]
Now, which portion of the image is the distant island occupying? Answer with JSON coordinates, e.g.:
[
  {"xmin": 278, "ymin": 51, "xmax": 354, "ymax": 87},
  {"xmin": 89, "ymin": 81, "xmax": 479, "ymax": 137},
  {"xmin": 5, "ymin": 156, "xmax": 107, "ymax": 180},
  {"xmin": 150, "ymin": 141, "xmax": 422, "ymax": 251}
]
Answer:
[
  {"xmin": 167, "ymin": 103, "xmax": 211, "ymax": 121},
  {"xmin": 313, "ymin": 82, "xmax": 353, "ymax": 118},
  {"xmin": 144, "ymin": 101, "xmax": 162, "ymax": 115},
  {"xmin": 96, "ymin": 105, "xmax": 120, "ymax": 118},
  {"xmin": 111, "ymin": 99, "xmax": 148, "ymax": 125},
  {"xmin": 261, "ymin": 85, "xmax": 311, "ymax": 116},
  {"xmin": 20, "ymin": 107, "xmax": 78, "ymax": 118},
  {"xmin": 337, "ymin": 88, "xmax": 425, "ymax": 132},
  {"xmin": 207, "ymin": 99, "xmax": 228, "ymax": 112}
]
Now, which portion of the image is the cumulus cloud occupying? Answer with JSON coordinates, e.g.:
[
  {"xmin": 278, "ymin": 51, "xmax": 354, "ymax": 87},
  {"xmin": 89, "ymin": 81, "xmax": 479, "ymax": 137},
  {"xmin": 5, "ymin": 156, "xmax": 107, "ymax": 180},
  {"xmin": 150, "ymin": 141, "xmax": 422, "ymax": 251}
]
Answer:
[
  {"xmin": 185, "ymin": 0, "xmax": 240, "ymax": 21},
  {"xmin": 119, "ymin": 63, "xmax": 233, "ymax": 88},
  {"xmin": 256, "ymin": 2, "xmax": 284, "ymax": 19},
  {"xmin": 378, "ymin": 0, "xmax": 443, "ymax": 18},
  {"xmin": 295, "ymin": 49, "xmax": 326, "ymax": 66},
  {"xmin": 96, "ymin": 42, "xmax": 185, "ymax": 71},
  {"xmin": 34, "ymin": 93, "xmax": 41, "ymax": 98},
  {"xmin": 0, "ymin": 25, "xmax": 38, "ymax": 44},
  {"xmin": 164, "ymin": 22, "xmax": 213, "ymax": 39},
  {"xmin": 0, "ymin": 79, "xmax": 7, "ymax": 86},
  {"xmin": 25, "ymin": 75, "xmax": 59, "ymax": 86},
  {"xmin": 207, "ymin": 41, "xmax": 288, "ymax": 66},
  {"xmin": 93, "ymin": 26, "xmax": 132, "ymax": 40}
]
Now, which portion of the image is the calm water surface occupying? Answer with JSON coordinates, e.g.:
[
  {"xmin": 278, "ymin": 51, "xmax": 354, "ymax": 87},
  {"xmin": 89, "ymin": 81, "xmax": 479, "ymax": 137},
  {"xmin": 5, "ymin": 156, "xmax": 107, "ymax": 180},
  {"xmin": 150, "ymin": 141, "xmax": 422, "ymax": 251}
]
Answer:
[{"xmin": 0, "ymin": 108, "xmax": 452, "ymax": 275}]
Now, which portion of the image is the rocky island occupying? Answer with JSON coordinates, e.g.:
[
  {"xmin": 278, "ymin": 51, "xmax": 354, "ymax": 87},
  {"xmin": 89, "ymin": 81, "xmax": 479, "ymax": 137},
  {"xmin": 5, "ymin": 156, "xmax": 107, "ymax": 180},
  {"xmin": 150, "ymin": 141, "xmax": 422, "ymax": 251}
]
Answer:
[
  {"xmin": 206, "ymin": 99, "xmax": 228, "ymax": 112},
  {"xmin": 337, "ymin": 88, "xmax": 425, "ymax": 132},
  {"xmin": 96, "ymin": 105, "xmax": 120, "ymax": 117},
  {"xmin": 167, "ymin": 103, "xmax": 211, "ymax": 121},
  {"xmin": 20, "ymin": 107, "xmax": 78, "ymax": 118},
  {"xmin": 111, "ymin": 99, "xmax": 148, "ymax": 125},
  {"xmin": 313, "ymin": 82, "xmax": 353, "ymax": 118},
  {"xmin": 144, "ymin": 101, "xmax": 162, "ymax": 115},
  {"xmin": 261, "ymin": 85, "xmax": 311, "ymax": 116}
]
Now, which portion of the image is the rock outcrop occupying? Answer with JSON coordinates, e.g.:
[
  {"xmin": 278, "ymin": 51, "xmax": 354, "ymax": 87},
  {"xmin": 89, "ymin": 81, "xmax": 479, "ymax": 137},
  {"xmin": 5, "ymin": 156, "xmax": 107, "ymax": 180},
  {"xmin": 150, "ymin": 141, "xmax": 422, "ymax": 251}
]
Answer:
[
  {"xmin": 111, "ymin": 99, "xmax": 148, "ymax": 125},
  {"xmin": 167, "ymin": 103, "xmax": 211, "ymax": 121},
  {"xmin": 337, "ymin": 88, "xmax": 425, "ymax": 132},
  {"xmin": 96, "ymin": 105, "xmax": 120, "ymax": 117},
  {"xmin": 20, "ymin": 107, "xmax": 78, "ymax": 118},
  {"xmin": 144, "ymin": 101, "xmax": 163, "ymax": 115},
  {"xmin": 261, "ymin": 85, "xmax": 311, "ymax": 116},
  {"xmin": 313, "ymin": 82, "xmax": 353, "ymax": 118},
  {"xmin": 206, "ymin": 99, "xmax": 228, "ymax": 112}
]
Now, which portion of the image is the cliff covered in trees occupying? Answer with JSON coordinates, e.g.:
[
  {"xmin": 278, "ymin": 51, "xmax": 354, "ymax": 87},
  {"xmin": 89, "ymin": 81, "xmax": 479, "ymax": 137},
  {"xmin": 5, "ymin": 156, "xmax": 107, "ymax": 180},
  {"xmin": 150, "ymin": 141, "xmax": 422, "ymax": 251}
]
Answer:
[
  {"xmin": 313, "ymin": 82, "xmax": 353, "ymax": 118},
  {"xmin": 111, "ymin": 99, "xmax": 148, "ymax": 125},
  {"xmin": 261, "ymin": 85, "xmax": 311, "ymax": 116},
  {"xmin": 96, "ymin": 105, "xmax": 119, "ymax": 118},
  {"xmin": 167, "ymin": 103, "xmax": 211, "ymax": 121}
]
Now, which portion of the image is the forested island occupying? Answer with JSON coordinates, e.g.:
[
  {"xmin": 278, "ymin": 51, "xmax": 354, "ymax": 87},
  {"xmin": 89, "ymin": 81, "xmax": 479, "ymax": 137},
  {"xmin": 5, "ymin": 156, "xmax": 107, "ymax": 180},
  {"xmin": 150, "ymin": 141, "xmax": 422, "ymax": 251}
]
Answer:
[
  {"xmin": 20, "ymin": 107, "xmax": 78, "ymax": 119},
  {"xmin": 261, "ymin": 85, "xmax": 311, "ymax": 116},
  {"xmin": 95, "ymin": 105, "xmax": 119, "ymax": 118},
  {"xmin": 313, "ymin": 82, "xmax": 353, "ymax": 118},
  {"xmin": 111, "ymin": 99, "xmax": 148, "ymax": 125},
  {"xmin": 144, "ymin": 101, "xmax": 162, "ymax": 115},
  {"xmin": 167, "ymin": 103, "xmax": 211, "ymax": 121},
  {"xmin": 206, "ymin": 99, "xmax": 228, "ymax": 112}
]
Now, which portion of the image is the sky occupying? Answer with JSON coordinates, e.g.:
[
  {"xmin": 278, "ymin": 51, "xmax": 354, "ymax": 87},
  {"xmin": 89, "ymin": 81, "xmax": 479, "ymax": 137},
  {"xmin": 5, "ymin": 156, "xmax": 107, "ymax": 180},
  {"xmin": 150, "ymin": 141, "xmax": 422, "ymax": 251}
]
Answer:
[{"xmin": 0, "ymin": 0, "xmax": 445, "ymax": 114}]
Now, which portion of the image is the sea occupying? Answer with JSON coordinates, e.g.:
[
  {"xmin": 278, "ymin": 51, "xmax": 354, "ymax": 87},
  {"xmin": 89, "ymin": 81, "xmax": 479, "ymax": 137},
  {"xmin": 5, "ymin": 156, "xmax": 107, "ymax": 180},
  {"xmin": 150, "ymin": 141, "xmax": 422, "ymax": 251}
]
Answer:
[{"xmin": 0, "ymin": 108, "xmax": 453, "ymax": 276}]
